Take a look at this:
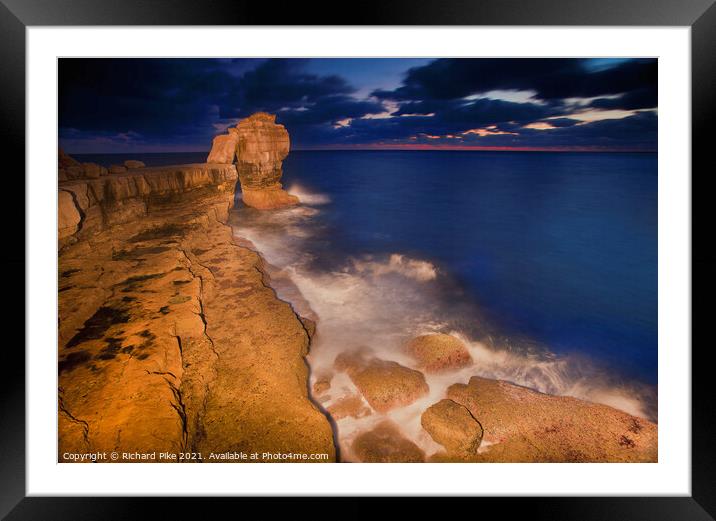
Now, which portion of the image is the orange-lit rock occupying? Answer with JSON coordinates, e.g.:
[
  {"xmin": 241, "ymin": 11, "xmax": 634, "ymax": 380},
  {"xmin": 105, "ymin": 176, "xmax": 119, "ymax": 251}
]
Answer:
[
  {"xmin": 58, "ymin": 190, "xmax": 82, "ymax": 240},
  {"xmin": 351, "ymin": 421, "xmax": 424, "ymax": 462},
  {"xmin": 327, "ymin": 394, "xmax": 372, "ymax": 420},
  {"xmin": 421, "ymin": 398, "xmax": 483, "ymax": 459},
  {"xmin": 58, "ymin": 163, "xmax": 334, "ymax": 462},
  {"xmin": 58, "ymin": 150, "xmax": 107, "ymax": 180},
  {"xmin": 207, "ymin": 132, "xmax": 240, "ymax": 164},
  {"xmin": 109, "ymin": 165, "xmax": 128, "ymax": 174},
  {"xmin": 445, "ymin": 376, "xmax": 657, "ymax": 462},
  {"xmin": 57, "ymin": 163, "xmax": 239, "ymax": 249},
  {"xmin": 334, "ymin": 352, "xmax": 428, "ymax": 412},
  {"xmin": 405, "ymin": 333, "xmax": 472, "ymax": 372},
  {"xmin": 124, "ymin": 160, "xmax": 146, "ymax": 169},
  {"xmin": 234, "ymin": 112, "xmax": 298, "ymax": 209}
]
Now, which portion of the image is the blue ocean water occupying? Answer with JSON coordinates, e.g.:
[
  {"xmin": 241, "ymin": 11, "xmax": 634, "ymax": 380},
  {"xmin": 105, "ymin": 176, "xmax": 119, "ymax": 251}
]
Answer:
[{"xmin": 77, "ymin": 150, "xmax": 657, "ymax": 386}]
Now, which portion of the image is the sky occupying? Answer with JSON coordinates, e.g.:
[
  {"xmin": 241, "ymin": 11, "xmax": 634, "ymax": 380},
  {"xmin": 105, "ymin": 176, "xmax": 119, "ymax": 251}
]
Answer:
[{"xmin": 58, "ymin": 58, "xmax": 657, "ymax": 153}]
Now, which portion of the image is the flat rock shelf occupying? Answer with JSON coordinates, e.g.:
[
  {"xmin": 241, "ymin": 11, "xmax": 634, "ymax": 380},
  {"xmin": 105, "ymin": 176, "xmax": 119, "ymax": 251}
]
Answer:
[{"xmin": 58, "ymin": 163, "xmax": 335, "ymax": 462}]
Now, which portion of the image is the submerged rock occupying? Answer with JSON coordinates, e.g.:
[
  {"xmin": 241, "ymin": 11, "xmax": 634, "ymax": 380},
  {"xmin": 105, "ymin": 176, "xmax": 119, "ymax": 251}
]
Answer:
[
  {"xmin": 334, "ymin": 352, "xmax": 428, "ymax": 412},
  {"xmin": 421, "ymin": 399, "xmax": 483, "ymax": 458},
  {"xmin": 327, "ymin": 394, "xmax": 372, "ymax": 420},
  {"xmin": 351, "ymin": 421, "xmax": 424, "ymax": 462},
  {"xmin": 405, "ymin": 333, "xmax": 472, "ymax": 372},
  {"xmin": 312, "ymin": 371, "xmax": 333, "ymax": 396},
  {"xmin": 445, "ymin": 376, "xmax": 657, "ymax": 462}
]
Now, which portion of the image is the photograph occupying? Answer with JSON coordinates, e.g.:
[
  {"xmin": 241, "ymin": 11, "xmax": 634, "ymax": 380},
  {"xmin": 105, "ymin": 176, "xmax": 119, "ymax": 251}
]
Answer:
[{"xmin": 56, "ymin": 57, "xmax": 659, "ymax": 464}]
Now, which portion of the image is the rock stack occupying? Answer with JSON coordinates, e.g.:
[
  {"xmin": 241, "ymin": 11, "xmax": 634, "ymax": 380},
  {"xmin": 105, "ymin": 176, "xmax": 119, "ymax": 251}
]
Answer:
[{"xmin": 206, "ymin": 112, "xmax": 299, "ymax": 210}]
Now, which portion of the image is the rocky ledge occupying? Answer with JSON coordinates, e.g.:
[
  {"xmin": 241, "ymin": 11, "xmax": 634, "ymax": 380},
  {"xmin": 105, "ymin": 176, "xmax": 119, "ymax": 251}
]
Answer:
[
  {"xmin": 58, "ymin": 163, "xmax": 238, "ymax": 248},
  {"xmin": 58, "ymin": 160, "xmax": 335, "ymax": 462}
]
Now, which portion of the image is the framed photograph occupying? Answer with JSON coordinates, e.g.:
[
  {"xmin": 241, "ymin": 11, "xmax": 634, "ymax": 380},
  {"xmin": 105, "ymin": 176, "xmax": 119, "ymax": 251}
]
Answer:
[{"xmin": 3, "ymin": 0, "xmax": 712, "ymax": 517}]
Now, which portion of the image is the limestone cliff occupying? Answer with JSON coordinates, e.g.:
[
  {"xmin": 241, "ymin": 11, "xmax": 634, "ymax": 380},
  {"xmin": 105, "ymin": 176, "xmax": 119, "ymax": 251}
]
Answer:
[
  {"xmin": 58, "ymin": 162, "xmax": 335, "ymax": 462},
  {"xmin": 206, "ymin": 113, "xmax": 299, "ymax": 210},
  {"xmin": 58, "ymin": 163, "xmax": 238, "ymax": 248}
]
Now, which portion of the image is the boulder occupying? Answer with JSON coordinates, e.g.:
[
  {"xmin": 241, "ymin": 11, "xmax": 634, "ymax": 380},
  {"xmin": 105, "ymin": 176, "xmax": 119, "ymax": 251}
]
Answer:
[
  {"xmin": 207, "ymin": 133, "xmax": 239, "ymax": 164},
  {"xmin": 351, "ymin": 421, "xmax": 424, "ymax": 462},
  {"xmin": 109, "ymin": 165, "xmax": 128, "ymax": 175},
  {"xmin": 405, "ymin": 333, "xmax": 472, "ymax": 372},
  {"xmin": 334, "ymin": 353, "xmax": 428, "ymax": 412},
  {"xmin": 334, "ymin": 352, "xmax": 364, "ymax": 374},
  {"xmin": 241, "ymin": 185, "xmax": 299, "ymax": 210},
  {"xmin": 327, "ymin": 394, "xmax": 372, "ymax": 420},
  {"xmin": 421, "ymin": 399, "xmax": 483, "ymax": 457},
  {"xmin": 232, "ymin": 112, "xmax": 299, "ymax": 210},
  {"xmin": 124, "ymin": 160, "xmax": 146, "ymax": 169},
  {"xmin": 445, "ymin": 376, "xmax": 658, "ymax": 462}
]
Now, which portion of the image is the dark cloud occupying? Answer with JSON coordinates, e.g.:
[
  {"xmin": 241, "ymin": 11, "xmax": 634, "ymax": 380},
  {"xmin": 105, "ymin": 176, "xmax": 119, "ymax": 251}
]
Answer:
[
  {"xmin": 59, "ymin": 59, "xmax": 240, "ymax": 147},
  {"xmin": 59, "ymin": 58, "xmax": 657, "ymax": 152},
  {"xmin": 216, "ymin": 60, "xmax": 386, "ymax": 125},
  {"xmin": 373, "ymin": 58, "xmax": 657, "ymax": 103},
  {"xmin": 588, "ymin": 87, "xmax": 658, "ymax": 111},
  {"xmin": 229, "ymin": 59, "xmax": 353, "ymax": 110},
  {"xmin": 59, "ymin": 58, "xmax": 389, "ymax": 150}
]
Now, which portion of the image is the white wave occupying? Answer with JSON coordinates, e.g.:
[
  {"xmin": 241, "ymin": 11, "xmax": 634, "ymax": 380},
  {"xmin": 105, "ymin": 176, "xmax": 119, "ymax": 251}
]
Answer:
[
  {"xmin": 351, "ymin": 254, "xmax": 438, "ymax": 282},
  {"xmin": 286, "ymin": 183, "xmax": 331, "ymax": 205},
  {"xmin": 229, "ymin": 205, "xmax": 656, "ymax": 460}
]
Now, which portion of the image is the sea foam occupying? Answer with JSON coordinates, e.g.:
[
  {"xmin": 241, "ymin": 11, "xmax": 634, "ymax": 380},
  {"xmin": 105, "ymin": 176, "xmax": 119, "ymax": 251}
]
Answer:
[{"xmin": 229, "ymin": 199, "xmax": 656, "ymax": 457}]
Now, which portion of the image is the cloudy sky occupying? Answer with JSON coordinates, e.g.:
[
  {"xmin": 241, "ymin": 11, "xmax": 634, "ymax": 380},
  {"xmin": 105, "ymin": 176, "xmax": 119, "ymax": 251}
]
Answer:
[{"xmin": 59, "ymin": 58, "xmax": 657, "ymax": 153}]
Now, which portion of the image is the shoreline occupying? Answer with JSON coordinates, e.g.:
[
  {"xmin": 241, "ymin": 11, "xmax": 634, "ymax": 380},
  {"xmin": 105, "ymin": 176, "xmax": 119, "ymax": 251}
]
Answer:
[
  {"xmin": 229, "ymin": 210, "xmax": 658, "ymax": 463},
  {"xmin": 58, "ymin": 162, "xmax": 657, "ymax": 463},
  {"xmin": 58, "ymin": 163, "xmax": 336, "ymax": 462}
]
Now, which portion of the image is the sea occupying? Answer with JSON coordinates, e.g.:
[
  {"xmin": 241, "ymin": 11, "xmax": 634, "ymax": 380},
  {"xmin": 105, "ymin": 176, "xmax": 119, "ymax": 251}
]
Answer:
[{"xmin": 76, "ymin": 150, "xmax": 658, "ymax": 450}]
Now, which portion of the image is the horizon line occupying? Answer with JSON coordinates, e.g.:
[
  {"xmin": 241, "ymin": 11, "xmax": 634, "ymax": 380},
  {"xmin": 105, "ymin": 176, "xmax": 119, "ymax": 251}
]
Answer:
[
  {"xmin": 67, "ymin": 145, "xmax": 657, "ymax": 155},
  {"xmin": 294, "ymin": 145, "xmax": 657, "ymax": 153}
]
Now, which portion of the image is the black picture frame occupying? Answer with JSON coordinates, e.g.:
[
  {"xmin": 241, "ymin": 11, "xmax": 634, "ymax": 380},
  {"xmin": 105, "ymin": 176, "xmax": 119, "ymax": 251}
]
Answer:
[{"xmin": 1, "ymin": 0, "xmax": 712, "ymax": 518}]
